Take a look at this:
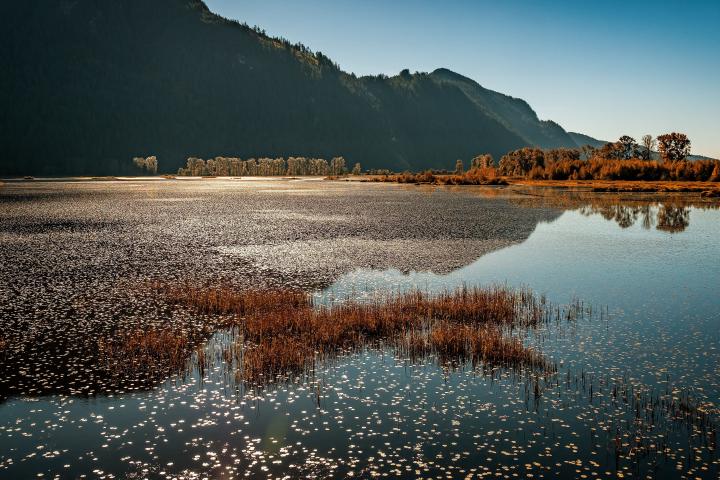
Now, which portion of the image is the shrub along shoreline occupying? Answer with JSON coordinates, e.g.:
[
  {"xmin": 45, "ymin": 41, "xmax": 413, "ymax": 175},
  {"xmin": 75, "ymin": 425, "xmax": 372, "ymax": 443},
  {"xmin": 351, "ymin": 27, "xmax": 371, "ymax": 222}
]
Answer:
[
  {"xmin": 357, "ymin": 173, "xmax": 720, "ymax": 194},
  {"xmin": 350, "ymin": 134, "xmax": 720, "ymax": 193}
]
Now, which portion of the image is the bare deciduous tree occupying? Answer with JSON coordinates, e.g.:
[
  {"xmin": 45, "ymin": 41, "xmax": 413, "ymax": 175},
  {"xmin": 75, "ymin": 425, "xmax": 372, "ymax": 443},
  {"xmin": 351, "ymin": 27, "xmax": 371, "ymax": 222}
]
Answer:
[{"xmin": 640, "ymin": 135, "xmax": 656, "ymax": 161}]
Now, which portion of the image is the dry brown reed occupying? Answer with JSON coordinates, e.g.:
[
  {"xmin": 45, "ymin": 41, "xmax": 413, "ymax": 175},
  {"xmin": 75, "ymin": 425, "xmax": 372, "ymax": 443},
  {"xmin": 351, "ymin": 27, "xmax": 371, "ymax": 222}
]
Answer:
[
  {"xmin": 242, "ymin": 336, "xmax": 316, "ymax": 382},
  {"xmin": 155, "ymin": 283, "xmax": 552, "ymax": 385},
  {"xmin": 157, "ymin": 282, "xmax": 310, "ymax": 318},
  {"xmin": 97, "ymin": 327, "xmax": 190, "ymax": 380},
  {"xmin": 437, "ymin": 323, "xmax": 546, "ymax": 368}
]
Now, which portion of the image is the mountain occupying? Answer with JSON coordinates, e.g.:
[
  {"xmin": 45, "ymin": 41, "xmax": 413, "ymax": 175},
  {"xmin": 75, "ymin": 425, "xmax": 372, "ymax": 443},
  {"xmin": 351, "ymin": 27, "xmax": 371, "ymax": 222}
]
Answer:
[
  {"xmin": 2, "ymin": 0, "xmax": 597, "ymax": 176},
  {"xmin": 567, "ymin": 132, "xmax": 608, "ymax": 149},
  {"xmin": 429, "ymin": 69, "xmax": 582, "ymax": 149}
]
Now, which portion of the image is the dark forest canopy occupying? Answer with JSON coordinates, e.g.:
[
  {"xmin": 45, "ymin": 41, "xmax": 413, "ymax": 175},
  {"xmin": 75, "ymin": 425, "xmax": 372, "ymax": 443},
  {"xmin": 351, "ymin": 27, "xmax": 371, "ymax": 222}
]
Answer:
[{"xmin": 3, "ymin": 0, "xmax": 616, "ymax": 175}]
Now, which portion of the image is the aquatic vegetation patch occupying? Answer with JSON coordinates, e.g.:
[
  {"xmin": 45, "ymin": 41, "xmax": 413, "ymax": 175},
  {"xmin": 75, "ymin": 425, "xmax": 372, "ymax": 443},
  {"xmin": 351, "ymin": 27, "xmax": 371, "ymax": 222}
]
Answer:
[
  {"xmin": 554, "ymin": 370, "xmax": 719, "ymax": 467},
  {"xmin": 154, "ymin": 283, "xmax": 554, "ymax": 384},
  {"xmin": 97, "ymin": 327, "xmax": 192, "ymax": 382},
  {"xmin": 241, "ymin": 336, "xmax": 316, "ymax": 383},
  {"xmin": 426, "ymin": 321, "xmax": 547, "ymax": 368}
]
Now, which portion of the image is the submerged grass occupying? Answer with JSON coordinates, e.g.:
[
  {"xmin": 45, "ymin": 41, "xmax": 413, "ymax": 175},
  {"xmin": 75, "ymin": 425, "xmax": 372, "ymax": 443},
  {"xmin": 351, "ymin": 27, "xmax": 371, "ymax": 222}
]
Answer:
[{"xmin": 149, "ymin": 282, "xmax": 553, "ymax": 385}]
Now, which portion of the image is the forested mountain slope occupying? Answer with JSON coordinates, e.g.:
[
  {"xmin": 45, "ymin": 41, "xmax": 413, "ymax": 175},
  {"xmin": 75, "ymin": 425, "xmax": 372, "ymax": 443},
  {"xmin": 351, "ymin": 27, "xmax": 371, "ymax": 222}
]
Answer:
[{"xmin": 1, "ymin": 0, "xmax": 600, "ymax": 175}]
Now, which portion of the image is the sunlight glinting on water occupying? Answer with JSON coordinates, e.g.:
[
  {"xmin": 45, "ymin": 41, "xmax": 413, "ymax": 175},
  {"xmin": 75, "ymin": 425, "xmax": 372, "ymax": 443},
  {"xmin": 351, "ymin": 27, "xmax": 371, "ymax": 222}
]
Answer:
[{"xmin": 1, "ymin": 180, "xmax": 718, "ymax": 478}]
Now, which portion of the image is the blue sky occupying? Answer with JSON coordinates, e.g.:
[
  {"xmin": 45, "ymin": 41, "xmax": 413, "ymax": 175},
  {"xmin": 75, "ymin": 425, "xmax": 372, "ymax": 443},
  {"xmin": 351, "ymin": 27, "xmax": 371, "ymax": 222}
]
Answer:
[{"xmin": 206, "ymin": 0, "xmax": 720, "ymax": 157}]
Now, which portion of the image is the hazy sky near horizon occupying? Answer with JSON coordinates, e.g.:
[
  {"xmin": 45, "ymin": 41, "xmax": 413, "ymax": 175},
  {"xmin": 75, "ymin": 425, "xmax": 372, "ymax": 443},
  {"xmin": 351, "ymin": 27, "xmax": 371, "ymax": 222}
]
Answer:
[{"xmin": 206, "ymin": 0, "xmax": 720, "ymax": 157}]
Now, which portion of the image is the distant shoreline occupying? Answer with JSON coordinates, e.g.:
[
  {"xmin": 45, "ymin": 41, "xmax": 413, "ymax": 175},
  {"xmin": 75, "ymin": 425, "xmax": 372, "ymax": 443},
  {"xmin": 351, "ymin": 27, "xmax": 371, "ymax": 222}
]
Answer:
[
  {"xmin": 349, "ymin": 174, "xmax": 720, "ymax": 196},
  {"xmin": 3, "ymin": 175, "xmax": 719, "ymax": 197}
]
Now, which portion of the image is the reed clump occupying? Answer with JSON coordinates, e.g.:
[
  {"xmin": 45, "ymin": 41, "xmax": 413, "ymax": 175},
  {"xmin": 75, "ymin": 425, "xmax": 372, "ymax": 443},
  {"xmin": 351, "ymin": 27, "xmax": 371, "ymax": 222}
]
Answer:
[
  {"xmin": 156, "ymin": 283, "xmax": 552, "ymax": 384},
  {"xmin": 157, "ymin": 282, "xmax": 310, "ymax": 318},
  {"xmin": 242, "ymin": 336, "xmax": 316, "ymax": 382},
  {"xmin": 97, "ymin": 327, "xmax": 191, "ymax": 381},
  {"xmin": 394, "ymin": 322, "xmax": 547, "ymax": 369}
]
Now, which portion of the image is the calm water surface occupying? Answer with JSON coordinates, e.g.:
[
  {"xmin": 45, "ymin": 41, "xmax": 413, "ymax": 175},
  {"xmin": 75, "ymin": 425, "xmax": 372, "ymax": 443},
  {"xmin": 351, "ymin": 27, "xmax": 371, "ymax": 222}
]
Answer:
[{"xmin": 0, "ymin": 181, "xmax": 718, "ymax": 479}]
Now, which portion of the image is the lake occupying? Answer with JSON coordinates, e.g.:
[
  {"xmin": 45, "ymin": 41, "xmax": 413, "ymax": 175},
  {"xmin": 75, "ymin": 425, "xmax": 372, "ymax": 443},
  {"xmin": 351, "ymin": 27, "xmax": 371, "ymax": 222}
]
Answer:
[{"xmin": 0, "ymin": 178, "xmax": 718, "ymax": 478}]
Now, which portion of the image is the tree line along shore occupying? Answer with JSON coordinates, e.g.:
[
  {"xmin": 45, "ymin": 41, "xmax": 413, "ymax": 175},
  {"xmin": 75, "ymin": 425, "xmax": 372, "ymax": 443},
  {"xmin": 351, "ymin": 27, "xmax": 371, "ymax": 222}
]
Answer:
[
  {"xmin": 126, "ymin": 132, "xmax": 719, "ymax": 189},
  {"xmin": 175, "ymin": 156, "xmax": 359, "ymax": 177}
]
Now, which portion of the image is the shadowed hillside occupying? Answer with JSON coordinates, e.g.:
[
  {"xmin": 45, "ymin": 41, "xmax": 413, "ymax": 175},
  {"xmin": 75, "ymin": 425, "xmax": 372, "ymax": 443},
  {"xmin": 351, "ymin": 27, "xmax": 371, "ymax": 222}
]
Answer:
[
  {"xmin": 1, "ymin": 0, "xmax": 599, "ymax": 176},
  {"xmin": 567, "ymin": 132, "xmax": 608, "ymax": 149}
]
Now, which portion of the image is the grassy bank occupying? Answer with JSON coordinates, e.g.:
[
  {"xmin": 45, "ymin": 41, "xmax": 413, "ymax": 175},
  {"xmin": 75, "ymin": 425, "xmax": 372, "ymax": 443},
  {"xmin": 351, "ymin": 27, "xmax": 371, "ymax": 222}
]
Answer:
[
  {"xmin": 509, "ymin": 179, "xmax": 720, "ymax": 195},
  {"xmin": 347, "ymin": 174, "xmax": 720, "ymax": 196}
]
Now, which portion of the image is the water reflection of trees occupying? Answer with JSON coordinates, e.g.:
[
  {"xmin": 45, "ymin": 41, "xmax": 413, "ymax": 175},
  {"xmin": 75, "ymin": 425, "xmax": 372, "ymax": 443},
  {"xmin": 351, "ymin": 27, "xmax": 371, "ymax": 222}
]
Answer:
[
  {"xmin": 501, "ymin": 189, "xmax": 719, "ymax": 233},
  {"xmin": 578, "ymin": 204, "xmax": 691, "ymax": 232},
  {"xmin": 656, "ymin": 205, "xmax": 691, "ymax": 233}
]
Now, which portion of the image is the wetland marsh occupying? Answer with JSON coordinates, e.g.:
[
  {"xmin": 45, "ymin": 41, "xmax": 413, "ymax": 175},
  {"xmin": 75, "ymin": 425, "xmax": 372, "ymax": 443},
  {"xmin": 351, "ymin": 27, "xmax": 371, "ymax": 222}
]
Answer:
[{"xmin": 0, "ymin": 178, "xmax": 718, "ymax": 479}]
